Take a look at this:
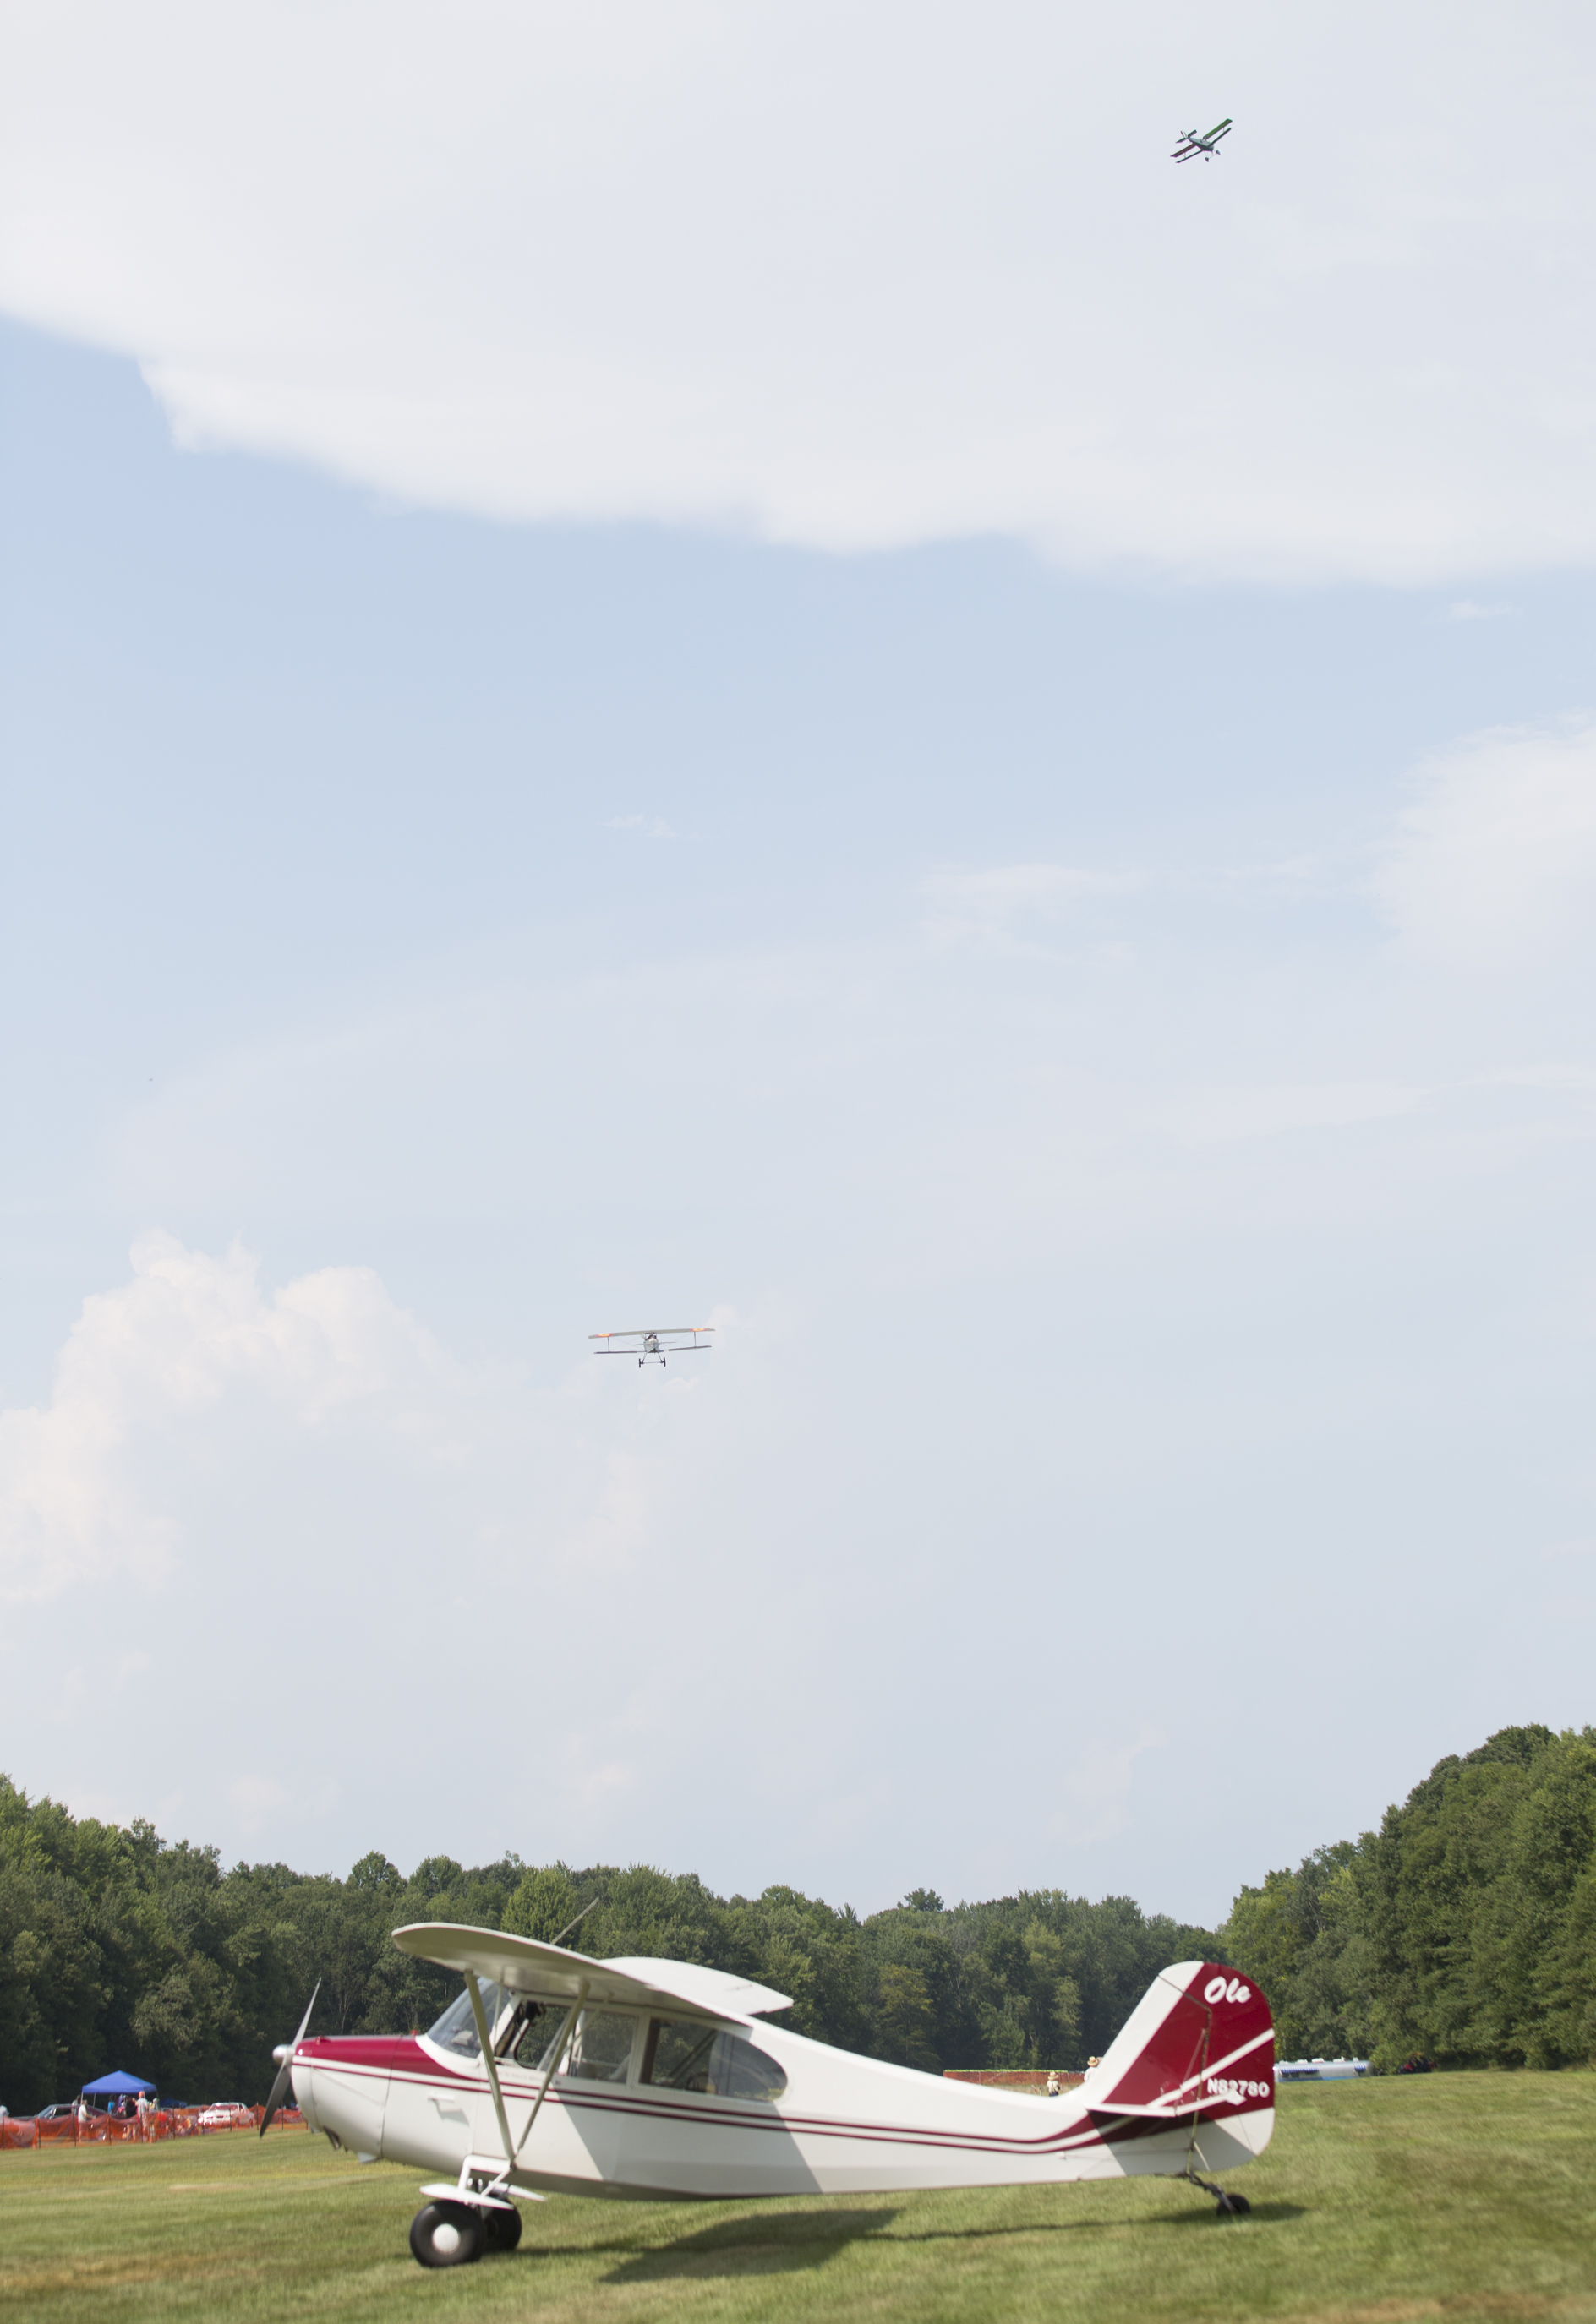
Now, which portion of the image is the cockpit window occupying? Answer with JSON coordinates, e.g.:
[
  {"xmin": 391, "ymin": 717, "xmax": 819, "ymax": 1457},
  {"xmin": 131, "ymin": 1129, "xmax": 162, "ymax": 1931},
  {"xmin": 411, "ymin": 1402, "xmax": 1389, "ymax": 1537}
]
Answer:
[
  {"xmin": 642, "ymin": 2018, "xmax": 787, "ymax": 2102},
  {"xmin": 424, "ymin": 1979, "xmax": 518, "ymax": 2059}
]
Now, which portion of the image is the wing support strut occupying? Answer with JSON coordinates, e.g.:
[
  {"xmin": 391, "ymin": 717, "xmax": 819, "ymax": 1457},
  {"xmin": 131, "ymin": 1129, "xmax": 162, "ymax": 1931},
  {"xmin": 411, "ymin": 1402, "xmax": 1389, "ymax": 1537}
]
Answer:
[{"xmin": 465, "ymin": 1972, "xmax": 517, "ymax": 2176}]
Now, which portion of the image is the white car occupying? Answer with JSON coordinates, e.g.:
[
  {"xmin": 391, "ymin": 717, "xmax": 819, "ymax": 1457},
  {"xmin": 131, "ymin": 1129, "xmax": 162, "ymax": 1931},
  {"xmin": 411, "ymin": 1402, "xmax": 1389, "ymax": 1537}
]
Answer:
[{"xmin": 196, "ymin": 2101, "xmax": 256, "ymax": 2128}]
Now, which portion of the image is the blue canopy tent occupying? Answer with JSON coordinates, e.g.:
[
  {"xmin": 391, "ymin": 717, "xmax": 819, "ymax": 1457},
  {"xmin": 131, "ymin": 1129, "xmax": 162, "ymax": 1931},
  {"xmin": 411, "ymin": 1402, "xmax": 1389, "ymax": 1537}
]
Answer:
[{"xmin": 81, "ymin": 2070, "xmax": 156, "ymax": 2098}]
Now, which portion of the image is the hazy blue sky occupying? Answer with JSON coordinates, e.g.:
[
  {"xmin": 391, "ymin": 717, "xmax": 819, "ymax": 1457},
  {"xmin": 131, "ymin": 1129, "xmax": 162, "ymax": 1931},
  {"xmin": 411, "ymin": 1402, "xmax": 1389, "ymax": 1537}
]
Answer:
[{"xmin": 2, "ymin": 3, "xmax": 1594, "ymax": 1927}]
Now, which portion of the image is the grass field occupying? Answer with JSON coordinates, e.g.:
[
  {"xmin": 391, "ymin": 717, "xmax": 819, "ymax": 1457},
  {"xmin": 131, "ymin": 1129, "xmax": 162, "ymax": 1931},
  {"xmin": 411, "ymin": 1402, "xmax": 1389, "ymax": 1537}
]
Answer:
[{"xmin": 2, "ymin": 2074, "xmax": 1593, "ymax": 2324}]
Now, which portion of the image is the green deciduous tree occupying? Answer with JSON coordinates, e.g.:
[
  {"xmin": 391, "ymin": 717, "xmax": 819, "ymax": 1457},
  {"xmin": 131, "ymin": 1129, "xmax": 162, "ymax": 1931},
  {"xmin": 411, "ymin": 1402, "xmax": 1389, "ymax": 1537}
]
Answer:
[{"xmin": 1222, "ymin": 1727, "xmax": 1596, "ymax": 2070}]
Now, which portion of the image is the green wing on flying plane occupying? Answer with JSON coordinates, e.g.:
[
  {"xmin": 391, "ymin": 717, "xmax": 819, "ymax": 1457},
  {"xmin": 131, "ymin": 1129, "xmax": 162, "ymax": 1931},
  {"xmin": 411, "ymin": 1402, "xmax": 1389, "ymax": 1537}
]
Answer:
[{"xmin": 1172, "ymin": 118, "xmax": 1233, "ymax": 162}]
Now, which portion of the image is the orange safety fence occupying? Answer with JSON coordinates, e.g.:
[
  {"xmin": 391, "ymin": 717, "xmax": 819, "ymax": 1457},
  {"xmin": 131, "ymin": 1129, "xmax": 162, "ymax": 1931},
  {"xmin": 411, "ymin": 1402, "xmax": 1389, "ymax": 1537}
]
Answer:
[{"xmin": 1, "ymin": 2106, "xmax": 304, "ymax": 2151}]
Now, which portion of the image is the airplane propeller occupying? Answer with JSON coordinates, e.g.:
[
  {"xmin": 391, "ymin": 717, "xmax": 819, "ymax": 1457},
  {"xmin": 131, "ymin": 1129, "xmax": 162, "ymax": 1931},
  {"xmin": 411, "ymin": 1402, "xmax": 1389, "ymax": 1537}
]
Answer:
[{"xmin": 260, "ymin": 1980, "xmax": 320, "ymax": 2136}]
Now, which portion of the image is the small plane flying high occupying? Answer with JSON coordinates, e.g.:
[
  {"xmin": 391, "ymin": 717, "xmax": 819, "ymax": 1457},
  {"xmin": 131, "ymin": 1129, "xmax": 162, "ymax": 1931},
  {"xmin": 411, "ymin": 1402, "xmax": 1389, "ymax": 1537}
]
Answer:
[
  {"xmin": 261, "ymin": 1925, "xmax": 1276, "ymax": 2269},
  {"xmin": 590, "ymin": 1326, "xmax": 713, "ymax": 1368},
  {"xmin": 1172, "ymin": 118, "xmax": 1233, "ymax": 162}
]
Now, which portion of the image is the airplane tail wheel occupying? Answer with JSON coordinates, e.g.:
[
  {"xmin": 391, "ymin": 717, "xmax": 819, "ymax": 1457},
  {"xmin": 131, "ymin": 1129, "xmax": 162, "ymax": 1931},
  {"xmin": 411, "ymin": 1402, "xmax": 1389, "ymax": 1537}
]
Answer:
[
  {"xmin": 1215, "ymin": 2190, "xmax": 1251, "ymax": 2218},
  {"xmin": 410, "ymin": 2201, "xmax": 485, "ymax": 2267},
  {"xmin": 482, "ymin": 2204, "xmax": 523, "ymax": 2253}
]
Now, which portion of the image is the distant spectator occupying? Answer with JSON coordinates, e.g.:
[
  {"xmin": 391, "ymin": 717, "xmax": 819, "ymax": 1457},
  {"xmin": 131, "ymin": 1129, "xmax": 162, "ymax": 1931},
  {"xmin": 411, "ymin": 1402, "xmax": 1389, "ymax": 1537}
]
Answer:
[{"xmin": 1045, "ymin": 2072, "xmax": 1060, "ymax": 2097}]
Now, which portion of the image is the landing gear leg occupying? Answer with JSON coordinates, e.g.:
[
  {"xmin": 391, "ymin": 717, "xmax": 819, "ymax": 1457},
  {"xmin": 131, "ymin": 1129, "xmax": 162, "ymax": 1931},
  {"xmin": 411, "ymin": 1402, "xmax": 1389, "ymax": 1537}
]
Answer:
[{"xmin": 1183, "ymin": 2169, "xmax": 1251, "ymax": 2218}]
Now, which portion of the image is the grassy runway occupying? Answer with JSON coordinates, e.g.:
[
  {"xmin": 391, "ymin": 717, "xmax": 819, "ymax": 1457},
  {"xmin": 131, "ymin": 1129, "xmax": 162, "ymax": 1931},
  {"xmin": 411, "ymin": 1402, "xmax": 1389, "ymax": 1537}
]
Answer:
[{"xmin": 2, "ymin": 2073, "xmax": 1593, "ymax": 2323}]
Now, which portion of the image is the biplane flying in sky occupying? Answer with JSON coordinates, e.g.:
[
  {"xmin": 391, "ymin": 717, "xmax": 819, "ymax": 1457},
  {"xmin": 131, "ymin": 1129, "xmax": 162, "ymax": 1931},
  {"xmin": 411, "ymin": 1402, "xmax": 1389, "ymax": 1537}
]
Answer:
[
  {"xmin": 1172, "ymin": 118, "xmax": 1233, "ymax": 162},
  {"xmin": 262, "ymin": 1924, "xmax": 1276, "ymax": 2268},
  {"xmin": 590, "ymin": 1326, "xmax": 713, "ymax": 1367}
]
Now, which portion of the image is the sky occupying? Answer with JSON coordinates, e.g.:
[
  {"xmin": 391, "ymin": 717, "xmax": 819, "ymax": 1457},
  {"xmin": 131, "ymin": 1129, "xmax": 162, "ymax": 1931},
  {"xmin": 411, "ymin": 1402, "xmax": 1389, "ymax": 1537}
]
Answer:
[{"xmin": 1, "ymin": 1, "xmax": 1594, "ymax": 1928}]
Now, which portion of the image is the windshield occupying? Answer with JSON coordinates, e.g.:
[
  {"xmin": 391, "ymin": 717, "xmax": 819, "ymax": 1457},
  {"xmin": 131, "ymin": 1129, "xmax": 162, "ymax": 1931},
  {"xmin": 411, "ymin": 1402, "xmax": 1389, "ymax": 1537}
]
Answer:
[{"xmin": 424, "ymin": 1979, "xmax": 519, "ymax": 2059}]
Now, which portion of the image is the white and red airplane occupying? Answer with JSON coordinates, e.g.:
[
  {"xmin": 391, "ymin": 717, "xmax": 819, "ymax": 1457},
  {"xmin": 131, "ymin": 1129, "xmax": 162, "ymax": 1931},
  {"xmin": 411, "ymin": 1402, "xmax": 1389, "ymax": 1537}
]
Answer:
[{"xmin": 263, "ymin": 1926, "xmax": 1276, "ymax": 2267}]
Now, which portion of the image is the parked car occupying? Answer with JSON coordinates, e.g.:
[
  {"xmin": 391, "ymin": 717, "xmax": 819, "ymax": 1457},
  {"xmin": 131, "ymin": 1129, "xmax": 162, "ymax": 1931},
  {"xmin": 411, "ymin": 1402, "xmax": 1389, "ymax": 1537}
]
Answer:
[
  {"xmin": 35, "ymin": 2103, "xmax": 107, "ymax": 2122},
  {"xmin": 195, "ymin": 2102, "xmax": 256, "ymax": 2128}
]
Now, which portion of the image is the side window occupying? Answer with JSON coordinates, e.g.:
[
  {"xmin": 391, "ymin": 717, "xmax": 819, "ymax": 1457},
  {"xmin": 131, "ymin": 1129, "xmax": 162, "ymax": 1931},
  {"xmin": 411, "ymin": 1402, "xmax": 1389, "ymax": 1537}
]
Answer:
[
  {"xmin": 642, "ymin": 2019, "xmax": 787, "ymax": 2102},
  {"xmin": 564, "ymin": 2011, "xmax": 637, "ymax": 2083},
  {"xmin": 645, "ymin": 2019, "xmax": 717, "ymax": 2092},
  {"xmin": 716, "ymin": 2034, "xmax": 788, "ymax": 2102}
]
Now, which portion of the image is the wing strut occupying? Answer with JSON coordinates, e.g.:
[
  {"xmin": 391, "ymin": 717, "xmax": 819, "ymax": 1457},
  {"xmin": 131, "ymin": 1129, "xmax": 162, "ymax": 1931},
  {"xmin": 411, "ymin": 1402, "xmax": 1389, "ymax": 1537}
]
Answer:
[{"xmin": 464, "ymin": 1973, "xmax": 517, "ymax": 2175}]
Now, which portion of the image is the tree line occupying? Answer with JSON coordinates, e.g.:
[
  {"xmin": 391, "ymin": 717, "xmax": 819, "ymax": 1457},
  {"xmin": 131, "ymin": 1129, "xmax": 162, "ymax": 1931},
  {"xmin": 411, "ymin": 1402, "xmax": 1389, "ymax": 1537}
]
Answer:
[
  {"xmin": 3, "ymin": 1722, "xmax": 1591, "ymax": 2110},
  {"xmin": 1221, "ymin": 1724, "xmax": 1596, "ymax": 2071},
  {"xmin": 0, "ymin": 1780, "xmax": 1212, "ymax": 2112}
]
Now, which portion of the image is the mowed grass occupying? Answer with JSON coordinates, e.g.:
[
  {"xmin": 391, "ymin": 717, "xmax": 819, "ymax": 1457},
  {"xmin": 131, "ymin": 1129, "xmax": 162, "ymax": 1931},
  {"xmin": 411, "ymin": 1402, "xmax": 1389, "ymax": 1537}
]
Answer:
[{"xmin": 2, "ymin": 2074, "xmax": 1594, "ymax": 2324}]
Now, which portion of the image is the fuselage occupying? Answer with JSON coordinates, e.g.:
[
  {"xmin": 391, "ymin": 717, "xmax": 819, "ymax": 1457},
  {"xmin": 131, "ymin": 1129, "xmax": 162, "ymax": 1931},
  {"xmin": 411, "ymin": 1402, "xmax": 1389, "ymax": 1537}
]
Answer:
[{"xmin": 290, "ymin": 1994, "xmax": 1272, "ymax": 2202}]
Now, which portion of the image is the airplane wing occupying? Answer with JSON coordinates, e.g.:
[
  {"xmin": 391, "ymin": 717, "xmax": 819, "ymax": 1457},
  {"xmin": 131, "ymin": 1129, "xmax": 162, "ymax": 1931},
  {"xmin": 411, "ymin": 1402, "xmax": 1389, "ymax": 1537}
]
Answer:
[
  {"xmin": 589, "ymin": 1328, "xmax": 713, "ymax": 1340},
  {"xmin": 392, "ymin": 1923, "xmax": 793, "ymax": 2021}
]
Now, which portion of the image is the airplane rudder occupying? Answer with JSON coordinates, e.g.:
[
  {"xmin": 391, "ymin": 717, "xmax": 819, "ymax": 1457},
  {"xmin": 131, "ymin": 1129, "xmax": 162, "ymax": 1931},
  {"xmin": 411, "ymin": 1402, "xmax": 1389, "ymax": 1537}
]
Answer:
[
  {"xmin": 1189, "ymin": 1961, "xmax": 1275, "ymax": 2116},
  {"xmin": 1096, "ymin": 1959, "xmax": 1273, "ymax": 2111}
]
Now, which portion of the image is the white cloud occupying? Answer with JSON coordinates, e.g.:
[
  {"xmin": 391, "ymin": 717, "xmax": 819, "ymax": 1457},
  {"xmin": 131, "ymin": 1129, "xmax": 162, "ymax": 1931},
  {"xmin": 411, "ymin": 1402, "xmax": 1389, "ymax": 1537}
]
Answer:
[
  {"xmin": 0, "ymin": 1230, "xmax": 468, "ymax": 1604},
  {"xmin": 1373, "ymin": 722, "xmax": 1596, "ymax": 966},
  {"xmin": 4, "ymin": 2, "xmax": 1596, "ymax": 579},
  {"xmin": 607, "ymin": 814, "xmax": 676, "ymax": 839}
]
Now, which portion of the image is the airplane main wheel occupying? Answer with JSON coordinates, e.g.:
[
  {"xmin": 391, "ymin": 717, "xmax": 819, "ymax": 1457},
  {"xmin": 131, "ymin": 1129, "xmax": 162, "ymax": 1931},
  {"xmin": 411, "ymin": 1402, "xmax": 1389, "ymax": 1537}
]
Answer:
[
  {"xmin": 1215, "ymin": 2191, "xmax": 1252, "ymax": 2218},
  {"xmin": 482, "ymin": 2204, "xmax": 523, "ymax": 2252},
  {"xmin": 410, "ymin": 2201, "xmax": 485, "ymax": 2267}
]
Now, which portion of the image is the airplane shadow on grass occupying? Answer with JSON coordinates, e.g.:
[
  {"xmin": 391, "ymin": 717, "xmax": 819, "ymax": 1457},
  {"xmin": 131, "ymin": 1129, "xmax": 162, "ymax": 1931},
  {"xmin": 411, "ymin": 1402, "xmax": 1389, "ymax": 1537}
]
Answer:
[
  {"xmin": 598, "ymin": 2209, "xmax": 903, "ymax": 2282},
  {"xmin": 529, "ymin": 2196, "xmax": 1308, "ymax": 2284}
]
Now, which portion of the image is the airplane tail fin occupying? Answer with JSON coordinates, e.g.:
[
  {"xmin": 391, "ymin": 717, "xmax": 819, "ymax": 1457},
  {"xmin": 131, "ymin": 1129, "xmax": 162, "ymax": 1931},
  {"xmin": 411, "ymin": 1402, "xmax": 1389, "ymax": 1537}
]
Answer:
[{"xmin": 1088, "ymin": 1960, "xmax": 1274, "ymax": 2128}]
